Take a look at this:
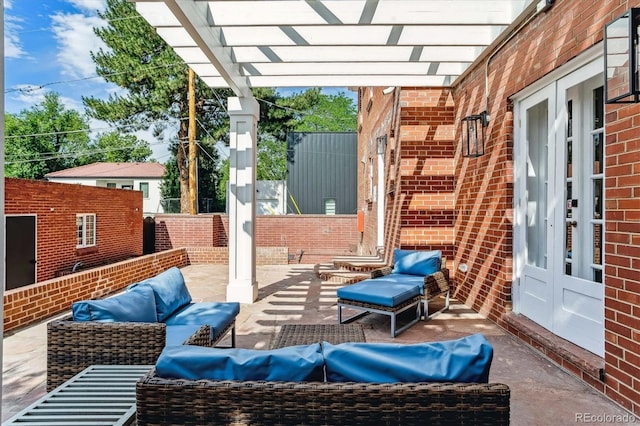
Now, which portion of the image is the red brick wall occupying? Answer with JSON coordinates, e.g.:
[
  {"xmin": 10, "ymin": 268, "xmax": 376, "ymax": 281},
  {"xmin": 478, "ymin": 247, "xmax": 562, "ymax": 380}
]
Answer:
[
  {"xmin": 355, "ymin": 87, "xmax": 456, "ymax": 264},
  {"xmin": 397, "ymin": 88, "xmax": 456, "ymax": 261},
  {"xmin": 3, "ymin": 248, "xmax": 187, "ymax": 332},
  {"xmin": 451, "ymin": 0, "xmax": 640, "ymax": 415},
  {"xmin": 155, "ymin": 214, "xmax": 358, "ymax": 264},
  {"xmin": 185, "ymin": 246, "xmax": 288, "ymax": 265},
  {"xmin": 604, "ymin": 89, "xmax": 640, "ymax": 414},
  {"xmin": 155, "ymin": 214, "xmax": 215, "ymax": 249},
  {"xmin": 356, "ymin": 87, "xmax": 398, "ymax": 260},
  {"xmin": 5, "ymin": 178, "xmax": 143, "ymax": 283}
]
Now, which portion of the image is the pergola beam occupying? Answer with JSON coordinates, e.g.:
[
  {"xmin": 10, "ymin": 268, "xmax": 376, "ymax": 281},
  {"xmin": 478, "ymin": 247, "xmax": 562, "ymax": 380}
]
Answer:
[{"xmin": 158, "ymin": 0, "xmax": 252, "ymax": 97}]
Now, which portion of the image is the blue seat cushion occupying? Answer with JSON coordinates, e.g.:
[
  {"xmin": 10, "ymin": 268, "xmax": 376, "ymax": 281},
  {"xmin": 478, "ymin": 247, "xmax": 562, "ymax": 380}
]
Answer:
[
  {"xmin": 165, "ymin": 325, "xmax": 205, "ymax": 346},
  {"xmin": 337, "ymin": 279, "xmax": 421, "ymax": 307},
  {"xmin": 323, "ymin": 333, "xmax": 494, "ymax": 383},
  {"xmin": 164, "ymin": 302, "xmax": 240, "ymax": 338},
  {"xmin": 391, "ymin": 249, "xmax": 441, "ymax": 276},
  {"xmin": 156, "ymin": 343, "xmax": 325, "ymax": 382},
  {"xmin": 72, "ymin": 284, "xmax": 157, "ymax": 322},
  {"xmin": 130, "ymin": 267, "xmax": 192, "ymax": 322}
]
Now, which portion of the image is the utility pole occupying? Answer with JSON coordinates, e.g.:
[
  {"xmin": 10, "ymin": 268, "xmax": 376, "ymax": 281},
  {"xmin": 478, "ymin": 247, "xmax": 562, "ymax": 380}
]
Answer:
[{"xmin": 188, "ymin": 68, "xmax": 197, "ymax": 215}]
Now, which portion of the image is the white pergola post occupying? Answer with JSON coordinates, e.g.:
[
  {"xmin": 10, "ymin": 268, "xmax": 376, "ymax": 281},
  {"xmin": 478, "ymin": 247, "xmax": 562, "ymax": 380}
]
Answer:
[{"xmin": 226, "ymin": 96, "xmax": 259, "ymax": 303}]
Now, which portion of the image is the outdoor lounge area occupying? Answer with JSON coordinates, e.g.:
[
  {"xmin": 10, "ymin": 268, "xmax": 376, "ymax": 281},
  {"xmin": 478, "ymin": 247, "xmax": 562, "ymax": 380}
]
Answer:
[
  {"xmin": 4, "ymin": 0, "xmax": 640, "ymax": 422},
  {"xmin": 2, "ymin": 264, "xmax": 635, "ymax": 425}
]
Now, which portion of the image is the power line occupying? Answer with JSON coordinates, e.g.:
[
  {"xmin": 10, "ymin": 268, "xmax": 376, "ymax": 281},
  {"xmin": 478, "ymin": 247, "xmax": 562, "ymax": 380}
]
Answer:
[
  {"xmin": 5, "ymin": 139, "xmax": 172, "ymax": 165},
  {"xmin": 4, "ymin": 116, "xmax": 185, "ymax": 140},
  {"xmin": 4, "ymin": 62, "xmax": 187, "ymax": 94},
  {"xmin": 12, "ymin": 15, "xmax": 145, "ymax": 36}
]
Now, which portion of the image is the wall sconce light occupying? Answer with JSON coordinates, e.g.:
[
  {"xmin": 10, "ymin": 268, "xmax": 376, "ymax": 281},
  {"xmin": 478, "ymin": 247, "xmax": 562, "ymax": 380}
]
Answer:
[
  {"xmin": 461, "ymin": 111, "xmax": 488, "ymax": 158},
  {"xmin": 376, "ymin": 135, "xmax": 387, "ymax": 155},
  {"xmin": 604, "ymin": 8, "xmax": 640, "ymax": 103}
]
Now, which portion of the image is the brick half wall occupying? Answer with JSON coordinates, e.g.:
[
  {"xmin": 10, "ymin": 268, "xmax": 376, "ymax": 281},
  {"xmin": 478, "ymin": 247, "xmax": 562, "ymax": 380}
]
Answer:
[
  {"xmin": 3, "ymin": 248, "xmax": 188, "ymax": 333},
  {"xmin": 155, "ymin": 214, "xmax": 359, "ymax": 264},
  {"xmin": 3, "ymin": 246, "xmax": 296, "ymax": 333}
]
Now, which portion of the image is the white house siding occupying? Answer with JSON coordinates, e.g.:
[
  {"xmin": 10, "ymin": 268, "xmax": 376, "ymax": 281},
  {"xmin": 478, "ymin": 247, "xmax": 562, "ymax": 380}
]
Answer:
[{"xmin": 47, "ymin": 177, "xmax": 164, "ymax": 216}]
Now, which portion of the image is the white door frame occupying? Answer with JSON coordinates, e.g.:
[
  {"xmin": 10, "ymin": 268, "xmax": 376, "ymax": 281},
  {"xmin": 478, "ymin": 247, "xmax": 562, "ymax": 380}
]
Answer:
[{"xmin": 512, "ymin": 44, "xmax": 605, "ymax": 356}]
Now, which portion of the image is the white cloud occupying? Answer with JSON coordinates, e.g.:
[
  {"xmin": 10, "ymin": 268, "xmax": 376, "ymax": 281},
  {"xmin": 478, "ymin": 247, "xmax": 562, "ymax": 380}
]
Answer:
[
  {"xmin": 5, "ymin": 0, "xmax": 12, "ymax": 8},
  {"xmin": 65, "ymin": 0, "xmax": 106, "ymax": 14},
  {"xmin": 4, "ymin": 15, "xmax": 28, "ymax": 59},
  {"xmin": 9, "ymin": 85, "xmax": 48, "ymax": 107},
  {"xmin": 51, "ymin": 12, "xmax": 107, "ymax": 79},
  {"xmin": 8, "ymin": 85, "xmax": 85, "ymax": 116}
]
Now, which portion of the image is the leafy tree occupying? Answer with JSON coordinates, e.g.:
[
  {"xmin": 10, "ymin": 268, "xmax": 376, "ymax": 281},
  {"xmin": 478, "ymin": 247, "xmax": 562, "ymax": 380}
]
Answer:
[
  {"xmin": 4, "ymin": 92, "xmax": 91, "ymax": 179},
  {"xmin": 90, "ymin": 131, "xmax": 153, "ymax": 162},
  {"xmin": 84, "ymin": 0, "xmax": 230, "ymax": 213},
  {"xmin": 293, "ymin": 91, "xmax": 357, "ymax": 132}
]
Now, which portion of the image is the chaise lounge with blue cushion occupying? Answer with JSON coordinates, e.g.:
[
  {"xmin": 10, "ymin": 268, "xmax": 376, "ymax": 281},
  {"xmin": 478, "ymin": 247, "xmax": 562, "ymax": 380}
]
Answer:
[
  {"xmin": 337, "ymin": 249, "xmax": 450, "ymax": 337},
  {"xmin": 47, "ymin": 267, "xmax": 239, "ymax": 390}
]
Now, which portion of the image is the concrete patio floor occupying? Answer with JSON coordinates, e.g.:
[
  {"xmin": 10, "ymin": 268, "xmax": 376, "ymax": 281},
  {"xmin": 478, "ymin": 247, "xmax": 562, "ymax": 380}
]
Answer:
[{"xmin": 2, "ymin": 263, "xmax": 637, "ymax": 425}]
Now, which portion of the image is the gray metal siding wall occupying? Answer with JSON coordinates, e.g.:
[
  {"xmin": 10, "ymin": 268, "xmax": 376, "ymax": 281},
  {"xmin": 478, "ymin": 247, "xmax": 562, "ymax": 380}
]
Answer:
[{"xmin": 286, "ymin": 132, "xmax": 357, "ymax": 214}]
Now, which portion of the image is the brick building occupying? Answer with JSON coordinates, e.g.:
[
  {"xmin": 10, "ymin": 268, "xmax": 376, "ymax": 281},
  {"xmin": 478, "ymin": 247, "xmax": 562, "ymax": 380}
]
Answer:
[
  {"xmin": 4, "ymin": 178, "xmax": 143, "ymax": 288},
  {"xmin": 356, "ymin": 2, "xmax": 640, "ymax": 417}
]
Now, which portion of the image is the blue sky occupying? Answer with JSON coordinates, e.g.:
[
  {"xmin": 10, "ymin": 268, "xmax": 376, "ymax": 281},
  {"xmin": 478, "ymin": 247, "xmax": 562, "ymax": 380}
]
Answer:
[
  {"xmin": 5, "ymin": 0, "xmax": 112, "ymax": 114},
  {"xmin": 3, "ymin": 0, "xmax": 355, "ymax": 162}
]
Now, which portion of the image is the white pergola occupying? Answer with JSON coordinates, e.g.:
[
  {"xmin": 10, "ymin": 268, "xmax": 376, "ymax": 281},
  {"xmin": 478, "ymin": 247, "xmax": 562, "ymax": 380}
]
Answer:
[{"xmin": 132, "ymin": 0, "xmax": 537, "ymax": 303}]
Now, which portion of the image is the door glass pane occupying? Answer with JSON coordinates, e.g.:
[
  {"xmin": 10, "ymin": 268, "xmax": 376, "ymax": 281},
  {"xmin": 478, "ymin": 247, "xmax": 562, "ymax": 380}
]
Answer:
[
  {"xmin": 593, "ymin": 223, "xmax": 602, "ymax": 266},
  {"xmin": 593, "ymin": 179, "xmax": 603, "ymax": 219},
  {"xmin": 593, "ymin": 133, "xmax": 603, "ymax": 174},
  {"xmin": 590, "ymin": 86, "xmax": 605, "ymax": 283},
  {"xmin": 567, "ymin": 100, "xmax": 573, "ymax": 178},
  {"xmin": 593, "ymin": 86, "xmax": 603, "ymax": 130},
  {"xmin": 565, "ymin": 98, "xmax": 574, "ymax": 274},
  {"xmin": 526, "ymin": 100, "xmax": 548, "ymax": 268},
  {"xmin": 565, "ymin": 222, "xmax": 573, "ymax": 262}
]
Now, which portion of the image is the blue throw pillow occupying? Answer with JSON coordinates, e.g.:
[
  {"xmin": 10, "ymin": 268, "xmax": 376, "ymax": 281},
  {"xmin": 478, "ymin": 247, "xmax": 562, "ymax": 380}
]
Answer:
[
  {"xmin": 323, "ymin": 333, "xmax": 493, "ymax": 383},
  {"xmin": 71, "ymin": 284, "xmax": 157, "ymax": 322},
  {"xmin": 156, "ymin": 344, "xmax": 325, "ymax": 382},
  {"xmin": 391, "ymin": 249, "xmax": 441, "ymax": 276},
  {"xmin": 130, "ymin": 267, "xmax": 192, "ymax": 322}
]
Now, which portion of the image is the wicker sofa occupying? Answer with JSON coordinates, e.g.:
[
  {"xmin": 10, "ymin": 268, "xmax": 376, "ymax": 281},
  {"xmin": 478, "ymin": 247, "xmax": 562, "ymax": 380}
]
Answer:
[
  {"xmin": 337, "ymin": 249, "xmax": 450, "ymax": 337},
  {"xmin": 47, "ymin": 267, "xmax": 239, "ymax": 390},
  {"xmin": 136, "ymin": 334, "xmax": 510, "ymax": 425}
]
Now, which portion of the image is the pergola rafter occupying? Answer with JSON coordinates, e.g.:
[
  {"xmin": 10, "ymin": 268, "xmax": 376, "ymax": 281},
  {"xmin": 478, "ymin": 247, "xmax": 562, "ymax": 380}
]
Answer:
[{"xmin": 135, "ymin": 0, "xmax": 535, "ymax": 94}]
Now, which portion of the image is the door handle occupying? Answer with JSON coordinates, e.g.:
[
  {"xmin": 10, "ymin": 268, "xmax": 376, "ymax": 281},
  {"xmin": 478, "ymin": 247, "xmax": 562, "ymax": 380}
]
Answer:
[{"xmin": 570, "ymin": 221, "xmax": 578, "ymax": 227}]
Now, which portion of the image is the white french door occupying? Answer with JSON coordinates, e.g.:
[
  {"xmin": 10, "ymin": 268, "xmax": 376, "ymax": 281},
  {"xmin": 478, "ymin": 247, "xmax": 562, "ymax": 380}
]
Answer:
[
  {"xmin": 517, "ymin": 84, "xmax": 555, "ymax": 331},
  {"xmin": 515, "ymin": 57, "xmax": 604, "ymax": 356}
]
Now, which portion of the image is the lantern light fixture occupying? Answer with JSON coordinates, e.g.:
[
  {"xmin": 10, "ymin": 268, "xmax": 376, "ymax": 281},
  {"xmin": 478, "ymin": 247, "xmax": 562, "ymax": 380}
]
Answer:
[
  {"xmin": 461, "ymin": 111, "xmax": 488, "ymax": 158},
  {"xmin": 604, "ymin": 8, "xmax": 640, "ymax": 104}
]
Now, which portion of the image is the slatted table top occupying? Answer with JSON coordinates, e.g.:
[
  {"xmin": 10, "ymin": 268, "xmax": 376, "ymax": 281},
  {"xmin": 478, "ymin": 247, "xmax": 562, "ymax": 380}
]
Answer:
[
  {"xmin": 4, "ymin": 365, "xmax": 152, "ymax": 426},
  {"xmin": 271, "ymin": 323, "xmax": 366, "ymax": 349}
]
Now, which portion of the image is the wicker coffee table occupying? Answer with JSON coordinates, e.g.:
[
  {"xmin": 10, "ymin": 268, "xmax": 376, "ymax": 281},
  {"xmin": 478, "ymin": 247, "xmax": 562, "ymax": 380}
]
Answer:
[{"xmin": 271, "ymin": 323, "xmax": 366, "ymax": 349}]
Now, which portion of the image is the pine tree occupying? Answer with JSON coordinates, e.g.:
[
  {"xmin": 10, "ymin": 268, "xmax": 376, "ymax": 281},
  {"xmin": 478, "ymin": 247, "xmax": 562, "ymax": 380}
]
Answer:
[{"xmin": 84, "ymin": 0, "xmax": 230, "ymax": 213}]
